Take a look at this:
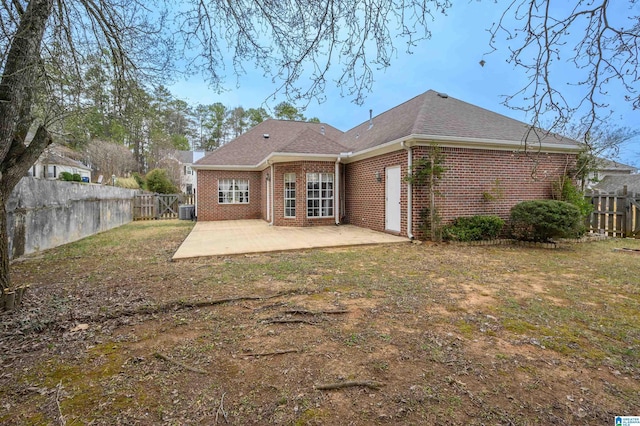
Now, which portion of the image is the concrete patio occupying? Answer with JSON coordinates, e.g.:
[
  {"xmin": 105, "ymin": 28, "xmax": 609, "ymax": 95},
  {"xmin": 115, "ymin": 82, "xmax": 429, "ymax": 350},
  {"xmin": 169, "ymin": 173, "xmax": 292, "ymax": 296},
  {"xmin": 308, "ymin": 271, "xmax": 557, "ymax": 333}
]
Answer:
[{"xmin": 172, "ymin": 220, "xmax": 409, "ymax": 259}]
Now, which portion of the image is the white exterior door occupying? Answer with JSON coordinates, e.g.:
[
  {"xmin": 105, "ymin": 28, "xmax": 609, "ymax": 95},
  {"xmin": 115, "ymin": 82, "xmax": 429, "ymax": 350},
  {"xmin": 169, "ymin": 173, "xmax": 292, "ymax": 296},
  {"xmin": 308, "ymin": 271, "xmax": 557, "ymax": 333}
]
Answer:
[{"xmin": 385, "ymin": 166, "xmax": 401, "ymax": 233}]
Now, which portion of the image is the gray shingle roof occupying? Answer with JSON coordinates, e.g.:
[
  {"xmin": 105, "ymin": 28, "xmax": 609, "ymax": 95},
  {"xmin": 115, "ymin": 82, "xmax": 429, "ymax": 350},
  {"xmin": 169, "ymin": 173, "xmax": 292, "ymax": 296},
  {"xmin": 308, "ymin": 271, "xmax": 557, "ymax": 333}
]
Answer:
[
  {"xmin": 195, "ymin": 120, "xmax": 345, "ymax": 166},
  {"xmin": 176, "ymin": 150, "xmax": 194, "ymax": 164},
  {"xmin": 38, "ymin": 149, "xmax": 91, "ymax": 170},
  {"xmin": 593, "ymin": 175, "xmax": 640, "ymax": 194},
  {"xmin": 340, "ymin": 90, "xmax": 577, "ymax": 151},
  {"xmin": 195, "ymin": 90, "xmax": 581, "ymax": 168},
  {"xmin": 596, "ymin": 157, "xmax": 637, "ymax": 173}
]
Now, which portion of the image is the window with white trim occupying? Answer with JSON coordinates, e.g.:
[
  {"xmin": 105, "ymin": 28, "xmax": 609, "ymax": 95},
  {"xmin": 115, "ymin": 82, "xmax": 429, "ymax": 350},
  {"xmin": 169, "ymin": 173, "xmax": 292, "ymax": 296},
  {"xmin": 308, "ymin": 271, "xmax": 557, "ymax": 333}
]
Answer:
[
  {"xmin": 218, "ymin": 178, "xmax": 249, "ymax": 204},
  {"xmin": 306, "ymin": 173, "xmax": 333, "ymax": 218},
  {"xmin": 284, "ymin": 173, "xmax": 296, "ymax": 218}
]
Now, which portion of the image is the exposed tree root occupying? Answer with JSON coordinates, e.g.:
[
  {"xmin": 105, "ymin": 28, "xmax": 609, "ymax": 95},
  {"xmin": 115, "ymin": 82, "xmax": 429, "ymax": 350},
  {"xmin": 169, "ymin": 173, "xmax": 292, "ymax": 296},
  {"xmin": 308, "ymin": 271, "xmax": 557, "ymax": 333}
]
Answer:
[
  {"xmin": 263, "ymin": 318, "xmax": 316, "ymax": 325},
  {"xmin": 315, "ymin": 380, "xmax": 383, "ymax": 391},
  {"xmin": 10, "ymin": 289, "xmax": 313, "ymax": 337},
  {"xmin": 244, "ymin": 349, "xmax": 299, "ymax": 357},
  {"xmin": 283, "ymin": 309, "xmax": 349, "ymax": 315},
  {"xmin": 154, "ymin": 352, "xmax": 207, "ymax": 375},
  {"xmin": 86, "ymin": 289, "xmax": 305, "ymax": 323}
]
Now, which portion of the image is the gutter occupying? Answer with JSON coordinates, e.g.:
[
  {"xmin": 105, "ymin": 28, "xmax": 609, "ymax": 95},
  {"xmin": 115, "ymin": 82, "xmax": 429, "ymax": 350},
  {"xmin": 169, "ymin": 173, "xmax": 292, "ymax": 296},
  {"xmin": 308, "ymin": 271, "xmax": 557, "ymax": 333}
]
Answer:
[
  {"xmin": 191, "ymin": 134, "xmax": 580, "ymax": 172},
  {"xmin": 402, "ymin": 141, "xmax": 414, "ymax": 240}
]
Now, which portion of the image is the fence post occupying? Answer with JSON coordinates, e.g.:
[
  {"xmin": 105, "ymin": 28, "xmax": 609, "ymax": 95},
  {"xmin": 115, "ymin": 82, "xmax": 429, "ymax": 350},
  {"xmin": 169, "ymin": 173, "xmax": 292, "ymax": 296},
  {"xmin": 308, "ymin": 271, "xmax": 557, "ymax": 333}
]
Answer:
[{"xmin": 623, "ymin": 185, "xmax": 631, "ymax": 238}]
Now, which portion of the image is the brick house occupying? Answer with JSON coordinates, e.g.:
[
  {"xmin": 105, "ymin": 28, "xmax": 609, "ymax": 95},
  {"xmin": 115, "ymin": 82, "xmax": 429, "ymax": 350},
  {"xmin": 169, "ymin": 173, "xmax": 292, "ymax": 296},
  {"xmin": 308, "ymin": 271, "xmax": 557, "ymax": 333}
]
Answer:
[{"xmin": 192, "ymin": 90, "xmax": 581, "ymax": 239}]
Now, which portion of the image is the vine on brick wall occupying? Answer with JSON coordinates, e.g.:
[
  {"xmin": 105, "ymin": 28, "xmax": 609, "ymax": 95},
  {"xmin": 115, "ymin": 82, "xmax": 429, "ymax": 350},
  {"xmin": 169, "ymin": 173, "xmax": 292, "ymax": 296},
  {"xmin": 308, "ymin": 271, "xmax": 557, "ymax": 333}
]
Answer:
[{"xmin": 405, "ymin": 145, "xmax": 446, "ymax": 241}]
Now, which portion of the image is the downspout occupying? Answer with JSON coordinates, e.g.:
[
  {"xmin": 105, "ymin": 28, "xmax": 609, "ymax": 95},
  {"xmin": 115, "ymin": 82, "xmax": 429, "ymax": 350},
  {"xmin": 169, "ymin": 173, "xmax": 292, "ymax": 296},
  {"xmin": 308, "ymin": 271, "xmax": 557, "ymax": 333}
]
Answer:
[
  {"xmin": 193, "ymin": 169, "xmax": 198, "ymax": 220},
  {"xmin": 270, "ymin": 163, "xmax": 275, "ymax": 226},
  {"xmin": 335, "ymin": 157, "xmax": 341, "ymax": 225},
  {"xmin": 402, "ymin": 141, "xmax": 414, "ymax": 239}
]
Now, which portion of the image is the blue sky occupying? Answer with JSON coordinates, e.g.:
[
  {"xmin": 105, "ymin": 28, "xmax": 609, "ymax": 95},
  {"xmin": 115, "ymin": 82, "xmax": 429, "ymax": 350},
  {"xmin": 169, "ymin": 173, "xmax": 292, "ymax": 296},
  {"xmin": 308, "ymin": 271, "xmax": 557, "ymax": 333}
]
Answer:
[{"xmin": 169, "ymin": 1, "xmax": 639, "ymax": 167}]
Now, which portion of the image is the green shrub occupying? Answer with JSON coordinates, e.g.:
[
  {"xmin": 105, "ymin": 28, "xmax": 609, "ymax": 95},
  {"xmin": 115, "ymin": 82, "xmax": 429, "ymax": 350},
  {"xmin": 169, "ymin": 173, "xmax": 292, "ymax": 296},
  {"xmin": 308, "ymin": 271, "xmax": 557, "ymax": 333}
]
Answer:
[
  {"xmin": 146, "ymin": 168, "xmax": 178, "ymax": 194},
  {"xmin": 443, "ymin": 215, "xmax": 505, "ymax": 242},
  {"xmin": 552, "ymin": 178, "xmax": 593, "ymax": 217},
  {"xmin": 509, "ymin": 200, "xmax": 585, "ymax": 242},
  {"xmin": 59, "ymin": 171, "xmax": 73, "ymax": 181},
  {"xmin": 72, "ymin": 173, "xmax": 82, "ymax": 182},
  {"xmin": 132, "ymin": 172, "xmax": 146, "ymax": 190}
]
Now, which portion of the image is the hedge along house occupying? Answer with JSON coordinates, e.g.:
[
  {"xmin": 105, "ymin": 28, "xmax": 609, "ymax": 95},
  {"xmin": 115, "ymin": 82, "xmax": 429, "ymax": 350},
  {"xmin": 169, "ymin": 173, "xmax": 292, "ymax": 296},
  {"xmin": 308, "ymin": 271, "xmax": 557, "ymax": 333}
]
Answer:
[{"xmin": 192, "ymin": 90, "xmax": 581, "ymax": 239}]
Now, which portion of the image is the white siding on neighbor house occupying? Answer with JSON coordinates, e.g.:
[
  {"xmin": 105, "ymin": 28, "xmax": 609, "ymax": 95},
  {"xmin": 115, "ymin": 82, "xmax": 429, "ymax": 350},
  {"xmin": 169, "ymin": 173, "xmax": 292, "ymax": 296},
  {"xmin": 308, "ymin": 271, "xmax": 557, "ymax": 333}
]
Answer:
[{"xmin": 29, "ymin": 161, "xmax": 91, "ymax": 181}]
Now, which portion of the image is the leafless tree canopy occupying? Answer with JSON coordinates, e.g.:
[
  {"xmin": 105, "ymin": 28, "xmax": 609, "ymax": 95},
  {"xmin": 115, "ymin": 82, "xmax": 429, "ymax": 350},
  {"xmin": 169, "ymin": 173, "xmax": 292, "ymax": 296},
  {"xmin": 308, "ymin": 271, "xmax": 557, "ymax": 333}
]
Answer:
[
  {"xmin": 83, "ymin": 139, "xmax": 137, "ymax": 180},
  {"xmin": 177, "ymin": 0, "xmax": 452, "ymax": 104},
  {"xmin": 488, "ymin": 0, "xmax": 640, "ymax": 142}
]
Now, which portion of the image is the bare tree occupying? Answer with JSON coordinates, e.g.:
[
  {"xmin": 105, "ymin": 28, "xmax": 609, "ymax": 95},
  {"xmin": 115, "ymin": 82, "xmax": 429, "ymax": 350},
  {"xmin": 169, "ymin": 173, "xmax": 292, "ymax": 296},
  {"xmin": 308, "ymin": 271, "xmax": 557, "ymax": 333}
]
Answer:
[
  {"xmin": 176, "ymin": 1, "xmax": 452, "ymax": 105},
  {"xmin": 0, "ymin": 0, "xmax": 170, "ymax": 308},
  {"xmin": 566, "ymin": 123, "xmax": 639, "ymax": 190},
  {"xmin": 83, "ymin": 140, "xmax": 137, "ymax": 181},
  {"xmin": 487, "ymin": 0, "xmax": 639, "ymax": 143}
]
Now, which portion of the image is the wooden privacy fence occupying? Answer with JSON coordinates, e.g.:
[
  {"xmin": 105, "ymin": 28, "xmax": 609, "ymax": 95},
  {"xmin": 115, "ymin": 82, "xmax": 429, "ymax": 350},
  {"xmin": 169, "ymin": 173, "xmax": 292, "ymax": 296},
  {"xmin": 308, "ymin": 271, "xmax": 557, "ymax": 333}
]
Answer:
[
  {"xmin": 134, "ymin": 193, "xmax": 195, "ymax": 220},
  {"xmin": 586, "ymin": 188, "xmax": 640, "ymax": 238}
]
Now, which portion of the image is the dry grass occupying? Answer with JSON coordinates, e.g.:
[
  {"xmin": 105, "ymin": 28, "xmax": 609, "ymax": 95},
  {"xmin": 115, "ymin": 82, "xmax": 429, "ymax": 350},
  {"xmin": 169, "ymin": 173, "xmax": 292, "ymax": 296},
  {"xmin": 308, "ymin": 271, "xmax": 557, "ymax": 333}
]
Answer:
[{"xmin": 1, "ymin": 220, "xmax": 638, "ymax": 425}]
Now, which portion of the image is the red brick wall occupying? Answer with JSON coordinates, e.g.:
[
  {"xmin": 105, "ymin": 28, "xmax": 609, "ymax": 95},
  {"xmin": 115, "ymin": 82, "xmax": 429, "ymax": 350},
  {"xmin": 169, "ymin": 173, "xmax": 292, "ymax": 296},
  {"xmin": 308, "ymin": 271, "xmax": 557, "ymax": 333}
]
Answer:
[
  {"xmin": 344, "ymin": 147, "xmax": 576, "ymax": 239},
  {"xmin": 196, "ymin": 170, "xmax": 263, "ymax": 221},
  {"xmin": 411, "ymin": 146, "xmax": 576, "ymax": 239},
  {"xmin": 196, "ymin": 147, "xmax": 575, "ymax": 234},
  {"xmin": 271, "ymin": 161, "xmax": 337, "ymax": 227},
  {"xmin": 344, "ymin": 151, "xmax": 409, "ymax": 235}
]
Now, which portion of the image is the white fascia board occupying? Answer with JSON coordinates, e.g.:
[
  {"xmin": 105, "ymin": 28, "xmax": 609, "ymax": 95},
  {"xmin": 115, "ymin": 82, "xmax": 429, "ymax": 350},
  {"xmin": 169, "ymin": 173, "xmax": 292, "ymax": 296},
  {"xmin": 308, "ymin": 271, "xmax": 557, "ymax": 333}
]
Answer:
[
  {"xmin": 192, "ymin": 134, "xmax": 580, "ymax": 171},
  {"xmin": 191, "ymin": 153, "xmax": 340, "ymax": 172},
  {"xmin": 342, "ymin": 134, "xmax": 580, "ymax": 163},
  {"xmin": 340, "ymin": 137, "xmax": 408, "ymax": 163},
  {"xmin": 407, "ymin": 134, "xmax": 581, "ymax": 153},
  {"xmin": 264, "ymin": 152, "xmax": 339, "ymax": 164},
  {"xmin": 191, "ymin": 164, "xmax": 259, "ymax": 171}
]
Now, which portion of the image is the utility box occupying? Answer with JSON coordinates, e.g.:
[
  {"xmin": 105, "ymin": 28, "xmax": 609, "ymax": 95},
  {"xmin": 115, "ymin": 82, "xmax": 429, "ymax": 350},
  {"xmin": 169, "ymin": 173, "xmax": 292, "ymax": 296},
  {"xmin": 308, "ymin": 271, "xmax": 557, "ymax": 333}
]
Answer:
[{"xmin": 178, "ymin": 205, "xmax": 195, "ymax": 220}]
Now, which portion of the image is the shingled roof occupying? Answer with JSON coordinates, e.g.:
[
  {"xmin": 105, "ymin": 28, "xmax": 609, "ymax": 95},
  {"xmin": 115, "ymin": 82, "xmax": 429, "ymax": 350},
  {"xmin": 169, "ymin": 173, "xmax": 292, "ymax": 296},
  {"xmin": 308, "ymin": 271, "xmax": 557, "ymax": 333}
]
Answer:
[
  {"xmin": 596, "ymin": 158, "xmax": 637, "ymax": 173},
  {"xmin": 194, "ymin": 90, "xmax": 581, "ymax": 169},
  {"xmin": 340, "ymin": 90, "xmax": 577, "ymax": 151},
  {"xmin": 195, "ymin": 119, "xmax": 344, "ymax": 167},
  {"xmin": 593, "ymin": 175, "xmax": 640, "ymax": 194}
]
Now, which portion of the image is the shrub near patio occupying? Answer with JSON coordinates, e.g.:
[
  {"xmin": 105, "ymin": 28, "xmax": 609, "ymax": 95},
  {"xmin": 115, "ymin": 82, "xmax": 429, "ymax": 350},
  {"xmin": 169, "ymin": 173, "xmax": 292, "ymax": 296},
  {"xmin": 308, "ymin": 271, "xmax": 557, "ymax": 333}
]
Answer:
[
  {"xmin": 442, "ymin": 215, "xmax": 505, "ymax": 242},
  {"xmin": 509, "ymin": 200, "xmax": 585, "ymax": 242}
]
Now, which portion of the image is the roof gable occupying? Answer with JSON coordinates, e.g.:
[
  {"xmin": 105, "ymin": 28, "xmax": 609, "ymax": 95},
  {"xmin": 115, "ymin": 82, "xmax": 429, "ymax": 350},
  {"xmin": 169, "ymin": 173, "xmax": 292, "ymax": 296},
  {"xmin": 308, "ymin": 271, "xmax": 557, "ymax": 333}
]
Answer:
[
  {"xmin": 340, "ymin": 90, "xmax": 578, "ymax": 151},
  {"xmin": 276, "ymin": 128, "xmax": 349, "ymax": 155},
  {"xmin": 195, "ymin": 119, "xmax": 344, "ymax": 167}
]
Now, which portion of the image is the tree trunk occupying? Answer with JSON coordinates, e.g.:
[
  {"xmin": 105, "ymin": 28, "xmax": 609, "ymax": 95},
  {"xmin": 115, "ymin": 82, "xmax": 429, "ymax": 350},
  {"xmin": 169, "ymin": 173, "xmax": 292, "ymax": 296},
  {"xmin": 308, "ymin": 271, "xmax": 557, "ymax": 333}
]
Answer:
[
  {"xmin": 0, "ymin": 0, "xmax": 55, "ymax": 310},
  {"xmin": 0, "ymin": 193, "xmax": 11, "ymax": 295}
]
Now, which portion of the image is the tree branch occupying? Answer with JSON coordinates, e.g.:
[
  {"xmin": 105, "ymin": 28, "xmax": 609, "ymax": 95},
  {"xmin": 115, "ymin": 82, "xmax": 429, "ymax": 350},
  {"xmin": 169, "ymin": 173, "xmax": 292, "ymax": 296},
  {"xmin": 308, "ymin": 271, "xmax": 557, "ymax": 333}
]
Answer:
[{"xmin": 1, "ymin": 124, "xmax": 53, "ymax": 195}]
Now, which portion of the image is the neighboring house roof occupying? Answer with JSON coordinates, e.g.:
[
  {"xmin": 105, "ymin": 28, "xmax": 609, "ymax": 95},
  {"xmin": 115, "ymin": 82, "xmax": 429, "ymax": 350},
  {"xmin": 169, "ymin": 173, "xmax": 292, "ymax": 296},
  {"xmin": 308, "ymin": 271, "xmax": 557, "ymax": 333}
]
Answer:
[
  {"xmin": 194, "ymin": 90, "xmax": 581, "ymax": 170},
  {"xmin": 341, "ymin": 90, "xmax": 577, "ymax": 152},
  {"xmin": 176, "ymin": 151, "xmax": 194, "ymax": 164},
  {"xmin": 39, "ymin": 147, "xmax": 91, "ymax": 171},
  {"xmin": 195, "ymin": 120, "xmax": 345, "ymax": 167},
  {"xmin": 593, "ymin": 175, "xmax": 640, "ymax": 194},
  {"xmin": 596, "ymin": 157, "xmax": 637, "ymax": 174}
]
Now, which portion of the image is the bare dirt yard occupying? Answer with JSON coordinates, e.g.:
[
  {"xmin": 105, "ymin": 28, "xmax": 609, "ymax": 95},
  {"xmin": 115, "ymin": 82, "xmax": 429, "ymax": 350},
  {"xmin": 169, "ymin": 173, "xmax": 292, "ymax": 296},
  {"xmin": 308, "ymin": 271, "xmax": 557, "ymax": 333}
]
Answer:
[{"xmin": 1, "ymin": 220, "xmax": 639, "ymax": 425}]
